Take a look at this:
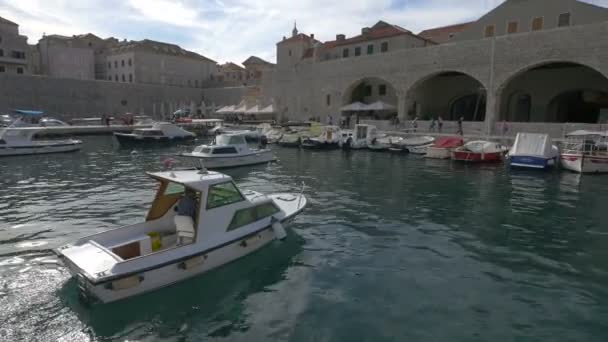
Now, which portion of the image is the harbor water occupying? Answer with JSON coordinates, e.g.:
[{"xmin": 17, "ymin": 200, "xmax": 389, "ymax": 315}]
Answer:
[{"xmin": 1, "ymin": 136, "xmax": 608, "ymax": 341}]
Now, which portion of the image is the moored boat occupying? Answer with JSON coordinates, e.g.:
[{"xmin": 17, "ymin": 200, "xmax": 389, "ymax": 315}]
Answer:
[
  {"xmin": 0, "ymin": 127, "xmax": 82, "ymax": 157},
  {"xmin": 560, "ymin": 130, "xmax": 608, "ymax": 173},
  {"xmin": 509, "ymin": 132, "xmax": 559, "ymax": 170},
  {"xmin": 339, "ymin": 124, "xmax": 379, "ymax": 150},
  {"xmin": 178, "ymin": 133, "xmax": 276, "ymax": 169},
  {"xmin": 452, "ymin": 140, "xmax": 506, "ymax": 162},
  {"xmin": 55, "ymin": 169, "xmax": 308, "ymax": 303},
  {"xmin": 301, "ymin": 126, "xmax": 341, "ymax": 149},
  {"xmin": 114, "ymin": 122, "xmax": 195, "ymax": 147},
  {"xmin": 425, "ymin": 137, "xmax": 464, "ymax": 159}
]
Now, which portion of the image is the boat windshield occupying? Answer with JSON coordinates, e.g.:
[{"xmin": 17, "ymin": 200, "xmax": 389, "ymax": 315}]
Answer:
[
  {"xmin": 146, "ymin": 180, "xmax": 186, "ymax": 221},
  {"xmin": 193, "ymin": 146, "xmax": 212, "ymax": 154},
  {"xmin": 216, "ymin": 135, "xmax": 246, "ymax": 146},
  {"xmin": 206, "ymin": 182, "xmax": 244, "ymax": 209}
]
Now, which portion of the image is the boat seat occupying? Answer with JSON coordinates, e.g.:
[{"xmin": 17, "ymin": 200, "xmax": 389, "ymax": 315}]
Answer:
[{"xmin": 174, "ymin": 215, "xmax": 195, "ymax": 245}]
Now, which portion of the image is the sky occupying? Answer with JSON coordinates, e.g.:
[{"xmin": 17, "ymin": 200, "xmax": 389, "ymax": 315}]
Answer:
[{"xmin": 1, "ymin": 0, "xmax": 607, "ymax": 65}]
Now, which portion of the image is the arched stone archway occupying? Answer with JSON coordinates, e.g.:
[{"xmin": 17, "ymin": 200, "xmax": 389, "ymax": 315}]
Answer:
[
  {"xmin": 342, "ymin": 77, "xmax": 399, "ymax": 120},
  {"xmin": 497, "ymin": 62, "xmax": 608, "ymax": 123},
  {"xmin": 405, "ymin": 71, "xmax": 487, "ymax": 121}
]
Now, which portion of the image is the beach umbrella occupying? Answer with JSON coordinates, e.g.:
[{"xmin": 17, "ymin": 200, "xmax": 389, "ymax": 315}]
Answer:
[
  {"xmin": 366, "ymin": 100, "xmax": 396, "ymax": 111},
  {"xmin": 340, "ymin": 102, "xmax": 369, "ymax": 112}
]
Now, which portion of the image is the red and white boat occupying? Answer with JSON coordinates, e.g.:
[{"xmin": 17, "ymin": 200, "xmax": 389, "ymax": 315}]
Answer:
[
  {"xmin": 560, "ymin": 130, "xmax": 608, "ymax": 173},
  {"xmin": 425, "ymin": 137, "xmax": 464, "ymax": 159},
  {"xmin": 451, "ymin": 140, "xmax": 507, "ymax": 163}
]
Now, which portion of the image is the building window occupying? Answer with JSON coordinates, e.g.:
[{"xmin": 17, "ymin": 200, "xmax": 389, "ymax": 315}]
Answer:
[
  {"xmin": 188, "ymin": 80, "xmax": 191, "ymax": 87},
  {"xmin": 121, "ymin": 74, "xmax": 125, "ymax": 82},
  {"xmin": 128, "ymin": 58, "xmax": 132, "ymax": 66},
  {"xmin": 114, "ymin": 61, "xmax": 118, "ymax": 68},
  {"xmin": 121, "ymin": 60, "xmax": 125, "ymax": 67},
  {"xmin": 11, "ymin": 51, "xmax": 25, "ymax": 59},
  {"xmin": 129, "ymin": 74, "xmax": 133, "ymax": 82},
  {"xmin": 354, "ymin": 47, "xmax": 361, "ymax": 56},
  {"xmin": 558, "ymin": 13, "xmax": 571, "ymax": 27},
  {"xmin": 342, "ymin": 48, "xmax": 349, "ymax": 58},
  {"xmin": 364, "ymin": 85, "xmax": 372, "ymax": 96},
  {"xmin": 108, "ymin": 76, "xmax": 111, "ymax": 81},
  {"xmin": 326, "ymin": 94, "xmax": 331, "ymax": 106},
  {"xmin": 484, "ymin": 25, "xmax": 495, "ymax": 38},
  {"xmin": 367, "ymin": 44, "xmax": 374, "ymax": 55},
  {"xmin": 507, "ymin": 21, "xmax": 518, "ymax": 34},
  {"xmin": 115, "ymin": 75, "xmax": 118, "ymax": 81},
  {"xmin": 532, "ymin": 17, "xmax": 544, "ymax": 31},
  {"xmin": 0, "ymin": 66, "xmax": 5, "ymax": 73},
  {"xmin": 108, "ymin": 62, "xmax": 111, "ymax": 69},
  {"xmin": 0, "ymin": 49, "xmax": 3, "ymax": 57},
  {"xmin": 17, "ymin": 67, "xmax": 23, "ymax": 74},
  {"xmin": 379, "ymin": 84, "xmax": 387, "ymax": 96},
  {"xmin": 288, "ymin": 49, "xmax": 292, "ymax": 56},
  {"xmin": 195, "ymin": 80, "xmax": 199, "ymax": 87},
  {"xmin": 381, "ymin": 42, "xmax": 388, "ymax": 52}
]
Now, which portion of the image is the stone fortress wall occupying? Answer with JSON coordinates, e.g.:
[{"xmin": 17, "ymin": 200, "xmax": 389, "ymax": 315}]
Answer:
[{"xmin": 0, "ymin": 74, "xmax": 249, "ymax": 120}]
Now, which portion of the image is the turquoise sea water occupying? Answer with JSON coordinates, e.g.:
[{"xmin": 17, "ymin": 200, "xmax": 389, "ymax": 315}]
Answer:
[{"xmin": 1, "ymin": 136, "xmax": 608, "ymax": 341}]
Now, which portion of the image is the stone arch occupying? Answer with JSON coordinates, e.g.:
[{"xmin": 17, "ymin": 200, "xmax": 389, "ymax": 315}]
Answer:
[
  {"xmin": 497, "ymin": 61, "xmax": 608, "ymax": 123},
  {"xmin": 405, "ymin": 71, "xmax": 487, "ymax": 121},
  {"xmin": 342, "ymin": 76, "xmax": 400, "ymax": 105}
]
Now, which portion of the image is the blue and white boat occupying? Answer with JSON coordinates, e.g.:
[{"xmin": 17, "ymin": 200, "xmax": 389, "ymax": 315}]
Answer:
[{"xmin": 508, "ymin": 133, "xmax": 559, "ymax": 170}]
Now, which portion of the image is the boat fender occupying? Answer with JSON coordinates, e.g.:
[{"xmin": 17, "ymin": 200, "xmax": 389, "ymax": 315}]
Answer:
[
  {"xmin": 106, "ymin": 275, "xmax": 144, "ymax": 290},
  {"xmin": 271, "ymin": 217, "xmax": 287, "ymax": 240}
]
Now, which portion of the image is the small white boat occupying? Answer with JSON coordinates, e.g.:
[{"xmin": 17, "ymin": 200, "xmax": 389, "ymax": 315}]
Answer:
[
  {"xmin": 301, "ymin": 126, "xmax": 341, "ymax": 149},
  {"xmin": 340, "ymin": 124, "xmax": 379, "ymax": 149},
  {"xmin": 560, "ymin": 130, "xmax": 608, "ymax": 173},
  {"xmin": 55, "ymin": 169, "xmax": 307, "ymax": 303},
  {"xmin": 509, "ymin": 133, "xmax": 559, "ymax": 170},
  {"xmin": 408, "ymin": 144, "xmax": 434, "ymax": 155},
  {"xmin": 452, "ymin": 140, "xmax": 506, "ymax": 163},
  {"xmin": 0, "ymin": 127, "xmax": 82, "ymax": 157},
  {"xmin": 114, "ymin": 122, "xmax": 195, "ymax": 147},
  {"xmin": 178, "ymin": 133, "xmax": 276, "ymax": 169}
]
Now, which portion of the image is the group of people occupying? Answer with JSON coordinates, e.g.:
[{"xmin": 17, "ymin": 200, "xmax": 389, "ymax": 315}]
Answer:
[{"xmin": 410, "ymin": 116, "xmax": 465, "ymax": 135}]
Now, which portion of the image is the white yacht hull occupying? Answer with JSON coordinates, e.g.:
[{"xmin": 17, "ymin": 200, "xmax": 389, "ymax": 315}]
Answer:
[
  {"xmin": 560, "ymin": 153, "xmax": 608, "ymax": 173},
  {"xmin": 0, "ymin": 141, "xmax": 82, "ymax": 157},
  {"xmin": 179, "ymin": 150, "xmax": 276, "ymax": 169},
  {"xmin": 68, "ymin": 227, "xmax": 278, "ymax": 303}
]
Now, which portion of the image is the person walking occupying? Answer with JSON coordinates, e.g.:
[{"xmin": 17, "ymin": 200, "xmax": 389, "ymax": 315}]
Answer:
[
  {"xmin": 438, "ymin": 116, "xmax": 444, "ymax": 133},
  {"xmin": 457, "ymin": 116, "xmax": 464, "ymax": 135}
]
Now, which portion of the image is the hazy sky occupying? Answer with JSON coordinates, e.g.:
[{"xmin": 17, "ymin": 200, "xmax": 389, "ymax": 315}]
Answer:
[{"xmin": 1, "ymin": 0, "xmax": 607, "ymax": 64}]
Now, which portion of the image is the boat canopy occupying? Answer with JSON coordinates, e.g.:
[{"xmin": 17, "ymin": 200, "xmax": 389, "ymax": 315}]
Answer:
[
  {"xmin": 566, "ymin": 130, "xmax": 608, "ymax": 137},
  {"xmin": 433, "ymin": 137, "xmax": 464, "ymax": 148},
  {"xmin": 13, "ymin": 109, "xmax": 44, "ymax": 116},
  {"xmin": 511, "ymin": 133, "xmax": 552, "ymax": 158}
]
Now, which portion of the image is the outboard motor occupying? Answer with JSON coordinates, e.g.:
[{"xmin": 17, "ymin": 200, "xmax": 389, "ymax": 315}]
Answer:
[{"xmin": 259, "ymin": 135, "xmax": 268, "ymax": 149}]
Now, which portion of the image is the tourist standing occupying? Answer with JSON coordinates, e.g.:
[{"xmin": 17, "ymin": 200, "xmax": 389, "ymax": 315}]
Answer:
[
  {"xmin": 457, "ymin": 116, "xmax": 464, "ymax": 135},
  {"xmin": 429, "ymin": 117, "xmax": 437, "ymax": 132},
  {"xmin": 500, "ymin": 119, "xmax": 510, "ymax": 136},
  {"xmin": 438, "ymin": 116, "xmax": 444, "ymax": 133}
]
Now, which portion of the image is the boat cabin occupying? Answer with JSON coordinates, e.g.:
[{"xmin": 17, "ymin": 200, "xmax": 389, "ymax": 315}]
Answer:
[
  {"xmin": 562, "ymin": 130, "xmax": 608, "ymax": 154},
  {"xmin": 193, "ymin": 134, "xmax": 249, "ymax": 155}
]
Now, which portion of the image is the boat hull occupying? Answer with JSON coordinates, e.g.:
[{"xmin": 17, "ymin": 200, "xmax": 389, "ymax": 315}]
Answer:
[
  {"xmin": 114, "ymin": 133, "xmax": 195, "ymax": 147},
  {"xmin": 425, "ymin": 147, "xmax": 452, "ymax": 159},
  {"xmin": 179, "ymin": 150, "xmax": 276, "ymax": 169},
  {"xmin": 560, "ymin": 153, "xmax": 608, "ymax": 173},
  {"xmin": 452, "ymin": 150, "xmax": 503, "ymax": 163},
  {"xmin": 0, "ymin": 141, "xmax": 82, "ymax": 157},
  {"xmin": 509, "ymin": 155, "xmax": 555, "ymax": 170},
  {"xmin": 300, "ymin": 140, "xmax": 339, "ymax": 150}
]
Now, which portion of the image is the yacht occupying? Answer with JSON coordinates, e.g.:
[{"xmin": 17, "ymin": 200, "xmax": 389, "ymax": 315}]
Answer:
[
  {"xmin": 0, "ymin": 127, "xmax": 82, "ymax": 157},
  {"xmin": 114, "ymin": 122, "xmax": 195, "ymax": 146},
  {"xmin": 178, "ymin": 133, "xmax": 276, "ymax": 169},
  {"xmin": 55, "ymin": 169, "xmax": 308, "ymax": 303},
  {"xmin": 560, "ymin": 130, "xmax": 608, "ymax": 173}
]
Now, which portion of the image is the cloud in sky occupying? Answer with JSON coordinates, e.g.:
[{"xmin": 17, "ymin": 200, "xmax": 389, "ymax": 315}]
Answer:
[{"xmin": 1, "ymin": 0, "xmax": 607, "ymax": 64}]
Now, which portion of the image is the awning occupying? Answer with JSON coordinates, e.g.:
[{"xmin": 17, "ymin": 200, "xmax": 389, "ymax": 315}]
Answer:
[
  {"xmin": 245, "ymin": 105, "xmax": 259, "ymax": 114},
  {"xmin": 258, "ymin": 104, "xmax": 275, "ymax": 114},
  {"xmin": 366, "ymin": 101, "xmax": 396, "ymax": 111},
  {"xmin": 13, "ymin": 109, "xmax": 44, "ymax": 116},
  {"xmin": 233, "ymin": 105, "xmax": 248, "ymax": 114},
  {"xmin": 215, "ymin": 105, "xmax": 235, "ymax": 113},
  {"xmin": 340, "ymin": 102, "xmax": 369, "ymax": 112}
]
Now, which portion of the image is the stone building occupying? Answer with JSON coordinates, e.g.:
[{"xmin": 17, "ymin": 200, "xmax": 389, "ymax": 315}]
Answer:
[
  {"xmin": 106, "ymin": 39, "xmax": 216, "ymax": 88},
  {"xmin": 267, "ymin": 0, "xmax": 608, "ymax": 135},
  {"xmin": 218, "ymin": 62, "xmax": 247, "ymax": 83},
  {"xmin": 0, "ymin": 16, "xmax": 29, "ymax": 75},
  {"xmin": 34, "ymin": 34, "xmax": 118, "ymax": 80}
]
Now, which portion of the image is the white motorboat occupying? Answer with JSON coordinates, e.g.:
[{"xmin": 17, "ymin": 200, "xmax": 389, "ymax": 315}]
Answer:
[
  {"xmin": 0, "ymin": 127, "xmax": 82, "ymax": 157},
  {"xmin": 178, "ymin": 133, "xmax": 276, "ymax": 169},
  {"xmin": 340, "ymin": 124, "xmax": 380, "ymax": 149},
  {"xmin": 509, "ymin": 133, "xmax": 559, "ymax": 170},
  {"xmin": 301, "ymin": 126, "xmax": 341, "ymax": 149},
  {"xmin": 560, "ymin": 130, "xmax": 608, "ymax": 173},
  {"xmin": 114, "ymin": 122, "xmax": 195, "ymax": 147},
  {"xmin": 55, "ymin": 169, "xmax": 308, "ymax": 303}
]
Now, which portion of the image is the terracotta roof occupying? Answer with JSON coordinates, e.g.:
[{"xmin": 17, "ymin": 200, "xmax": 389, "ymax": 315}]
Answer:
[
  {"xmin": 0, "ymin": 16, "xmax": 18, "ymax": 26},
  {"xmin": 277, "ymin": 33, "xmax": 319, "ymax": 45},
  {"xmin": 418, "ymin": 22, "xmax": 473, "ymax": 44},
  {"xmin": 110, "ymin": 39, "xmax": 216, "ymax": 63},
  {"xmin": 242, "ymin": 56, "xmax": 274, "ymax": 66},
  {"xmin": 301, "ymin": 21, "xmax": 434, "ymax": 59},
  {"xmin": 221, "ymin": 62, "xmax": 245, "ymax": 71}
]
